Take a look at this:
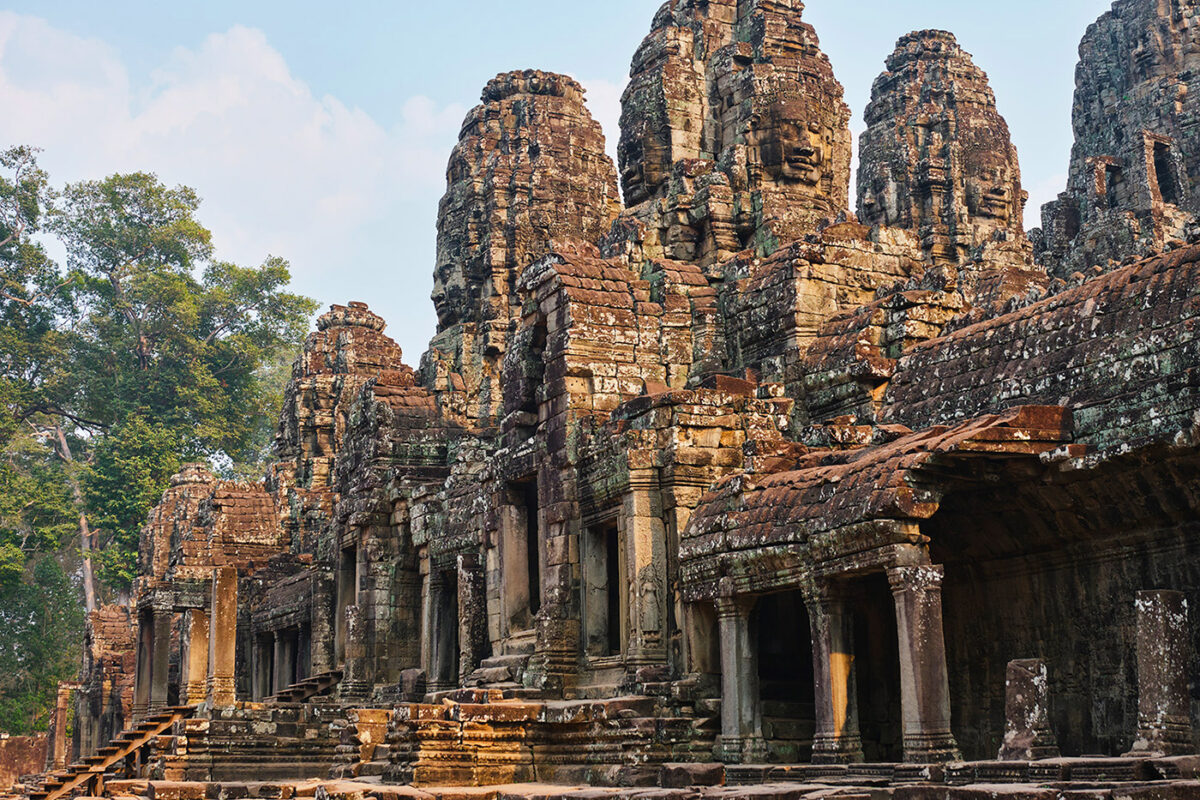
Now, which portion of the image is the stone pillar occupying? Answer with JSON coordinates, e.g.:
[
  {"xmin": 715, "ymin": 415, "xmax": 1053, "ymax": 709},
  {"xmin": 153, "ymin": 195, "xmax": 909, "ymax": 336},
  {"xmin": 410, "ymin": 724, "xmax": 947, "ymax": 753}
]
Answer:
[
  {"xmin": 51, "ymin": 684, "xmax": 73, "ymax": 769},
  {"xmin": 1126, "ymin": 590, "xmax": 1192, "ymax": 756},
  {"xmin": 272, "ymin": 630, "xmax": 287, "ymax": 695},
  {"xmin": 998, "ymin": 659, "xmax": 1059, "ymax": 761},
  {"xmin": 340, "ymin": 605, "xmax": 370, "ymax": 700},
  {"xmin": 457, "ymin": 553, "xmax": 488, "ymax": 681},
  {"xmin": 887, "ymin": 565, "xmax": 961, "ymax": 763},
  {"xmin": 133, "ymin": 612, "xmax": 152, "ymax": 720},
  {"xmin": 149, "ymin": 611, "xmax": 172, "ymax": 714},
  {"xmin": 183, "ymin": 609, "xmax": 210, "ymax": 706},
  {"xmin": 206, "ymin": 567, "xmax": 238, "ymax": 709},
  {"xmin": 805, "ymin": 584, "xmax": 864, "ymax": 764},
  {"xmin": 625, "ymin": 474, "xmax": 667, "ymax": 666},
  {"xmin": 715, "ymin": 594, "xmax": 766, "ymax": 764},
  {"xmin": 310, "ymin": 573, "xmax": 336, "ymax": 675}
]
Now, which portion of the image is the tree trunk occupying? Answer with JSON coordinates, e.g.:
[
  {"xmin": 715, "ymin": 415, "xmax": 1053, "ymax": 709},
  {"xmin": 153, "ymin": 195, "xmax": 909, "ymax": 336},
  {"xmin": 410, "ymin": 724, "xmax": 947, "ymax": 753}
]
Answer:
[{"xmin": 54, "ymin": 426, "xmax": 98, "ymax": 613}]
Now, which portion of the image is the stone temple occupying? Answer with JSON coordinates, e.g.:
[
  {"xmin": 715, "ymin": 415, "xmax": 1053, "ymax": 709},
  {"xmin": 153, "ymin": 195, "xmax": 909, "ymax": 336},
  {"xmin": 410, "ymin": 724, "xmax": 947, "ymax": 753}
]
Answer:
[{"xmin": 7, "ymin": 1, "xmax": 1200, "ymax": 798}]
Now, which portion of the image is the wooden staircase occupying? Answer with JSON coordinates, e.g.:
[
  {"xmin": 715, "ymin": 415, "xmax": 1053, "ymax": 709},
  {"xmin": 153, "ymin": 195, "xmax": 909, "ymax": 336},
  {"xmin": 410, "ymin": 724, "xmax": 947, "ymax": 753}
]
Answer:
[
  {"xmin": 264, "ymin": 669, "xmax": 342, "ymax": 704},
  {"xmin": 27, "ymin": 705, "xmax": 196, "ymax": 800}
]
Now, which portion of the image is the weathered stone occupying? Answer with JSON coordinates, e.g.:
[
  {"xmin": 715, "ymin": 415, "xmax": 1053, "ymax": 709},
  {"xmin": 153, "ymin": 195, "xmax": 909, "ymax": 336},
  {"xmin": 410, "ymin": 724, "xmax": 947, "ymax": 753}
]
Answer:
[
  {"xmin": 613, "ymin": 0, "xmax": 852, "ymax": 268},
  {"xmin": 1037, "ymin": 0, "xmax": 1200, "ymax": 276},
  {"xmin": 858, "ymin": 31, "xmax": 1029, "ymax": 268},
  {"xmin": 47, "ymin": 1, "xmax": 1200, "ymax": 797},
  {"xmin": 997, "ymin": 659, "xmax": 1058, "ymax": 761},
  {"xmin": 1126, "ymin": 591, "xmax": 1192, "ymax": 756}
]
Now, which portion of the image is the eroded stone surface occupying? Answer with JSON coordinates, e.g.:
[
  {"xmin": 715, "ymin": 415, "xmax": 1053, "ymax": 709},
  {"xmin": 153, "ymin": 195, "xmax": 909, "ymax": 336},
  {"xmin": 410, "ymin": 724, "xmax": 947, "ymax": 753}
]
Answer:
[
  {"xmin": 858, "ymin": 30, "xmax": 1029, "ymax": 266},
  {"xmin": 42, "ymin": 1, "xmax": 1200, "ymax": 797},
  {"xmin": 613, "ymin": 0, "xmax": 852, "ymax": 268},
  {"xmin": 1037, "ymin": 0, "xmax": 1200, "ymax": 276}
]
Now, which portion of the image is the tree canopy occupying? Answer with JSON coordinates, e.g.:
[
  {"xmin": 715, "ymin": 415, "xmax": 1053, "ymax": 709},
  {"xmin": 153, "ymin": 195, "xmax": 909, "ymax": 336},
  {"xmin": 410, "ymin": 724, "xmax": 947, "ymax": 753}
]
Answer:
[{"xmin": 0, "ymin": 147, "xmax": 319, "ymax": 734}]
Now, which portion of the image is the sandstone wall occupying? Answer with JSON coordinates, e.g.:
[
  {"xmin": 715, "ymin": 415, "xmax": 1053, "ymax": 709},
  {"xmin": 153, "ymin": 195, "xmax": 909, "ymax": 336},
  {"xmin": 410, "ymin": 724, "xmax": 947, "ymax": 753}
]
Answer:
[
  {"xmin": 0, "ymin": 735, "xmax": 47, "ymax": 791},
  {"xmin": 882, "ymin": 243, "xmax": 1200, "ymax": 449}
]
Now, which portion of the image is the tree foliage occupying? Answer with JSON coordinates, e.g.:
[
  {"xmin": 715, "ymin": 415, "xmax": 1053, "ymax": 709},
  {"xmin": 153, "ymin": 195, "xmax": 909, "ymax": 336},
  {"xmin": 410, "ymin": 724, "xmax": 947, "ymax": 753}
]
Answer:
[
  {"xmin": 0, "ymin": 148, "xmax": 319, "ymax": 734},
  {"xmin": 0, "ymin": 557, "xmax": 84, "ymax": 735}
]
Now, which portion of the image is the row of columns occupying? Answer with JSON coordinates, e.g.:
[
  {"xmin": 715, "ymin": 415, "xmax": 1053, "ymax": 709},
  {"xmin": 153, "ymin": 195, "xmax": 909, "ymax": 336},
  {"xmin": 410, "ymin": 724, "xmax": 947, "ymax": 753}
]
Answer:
[
  {"xmin": 132, "ymin": 568, "xmax": 238, "ymax": 720},
  {"xmin": 716, "ymin": 564, "xmax": 961, "ymax": 764}
]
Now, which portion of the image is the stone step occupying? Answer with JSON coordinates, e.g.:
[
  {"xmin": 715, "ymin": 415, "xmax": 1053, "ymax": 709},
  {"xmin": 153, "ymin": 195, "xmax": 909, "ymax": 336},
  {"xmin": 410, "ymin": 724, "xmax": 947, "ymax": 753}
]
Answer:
[
  {"xmin": 466, "ymin": 666, "xmax": 517, "ymax": 684},
  {"xmin": 478, "ymin": 653, "xmax": 530, "ymax": 670}
]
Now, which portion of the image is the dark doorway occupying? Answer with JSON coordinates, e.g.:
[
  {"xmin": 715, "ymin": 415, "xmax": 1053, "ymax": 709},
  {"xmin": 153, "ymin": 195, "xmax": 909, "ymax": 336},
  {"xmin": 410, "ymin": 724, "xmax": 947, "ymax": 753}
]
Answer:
[
  {"xmin": 852, "ymin": 573, "xmax": 903, "ymax": 762},
  {"xmin": 1154, "ymin": 142, "xmax": 1180, "ymax": 205},
  {"xmin": 583, "ymin": 519, "xmax": 624, "ymax": 658},
  {"xmin": 756, "ymin": 590, "xmax": 816, "ymax": 763}
]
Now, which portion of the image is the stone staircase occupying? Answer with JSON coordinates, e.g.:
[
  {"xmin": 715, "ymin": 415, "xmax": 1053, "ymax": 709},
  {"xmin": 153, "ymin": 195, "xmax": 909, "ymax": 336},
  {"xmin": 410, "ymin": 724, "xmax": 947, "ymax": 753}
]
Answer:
[
  {"xmin": 25, "ymin": 705, "xmax": 196, "ymax": 800},
  {"xmin": 264, "ymin": 668, "xmax": 342, "ymax": 704},
  {"xmin": 329, "ymin": 707, "xmax": 393, "ymax": 780}
]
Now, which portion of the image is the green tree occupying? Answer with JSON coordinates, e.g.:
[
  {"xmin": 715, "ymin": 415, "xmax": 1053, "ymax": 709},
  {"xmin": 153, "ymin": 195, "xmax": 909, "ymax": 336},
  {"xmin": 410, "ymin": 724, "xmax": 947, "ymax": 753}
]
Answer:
[
  {"xmin": 0, "ymin": 147, "xmax": 80, "ymax": 592},
  {"xmin": 52, "ymin": 172, "xmax": 317, "ymax": 590},
  {"xmin": 0, "ymin": 154, "xmax": 316, "ymax": 734},
  {"xmin": 0, "ymin": 557, "xmax": 84, "ymax": 735}
]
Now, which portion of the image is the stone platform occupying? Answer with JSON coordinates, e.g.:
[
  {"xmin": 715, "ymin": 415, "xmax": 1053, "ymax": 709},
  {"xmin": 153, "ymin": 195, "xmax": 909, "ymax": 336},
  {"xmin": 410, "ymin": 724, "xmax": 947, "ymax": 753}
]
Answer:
[{"xmin": 57, "ymin": 774, "xmax": 1200, "ymax": 800}]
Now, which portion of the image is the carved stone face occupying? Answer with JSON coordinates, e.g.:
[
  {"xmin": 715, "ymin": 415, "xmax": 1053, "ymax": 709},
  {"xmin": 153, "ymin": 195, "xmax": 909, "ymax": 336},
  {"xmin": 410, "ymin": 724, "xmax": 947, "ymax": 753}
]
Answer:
[
  {"xmin": 753, "ymin": 97, "xmax": 834, "ymax": 189},
  {"xmin": 431, "ymin": 254, "xmax": 472, "ymax": 330},
  {"xmin": 963, "ymin": 150, "xmax": 1018, "ymax": 226},
  {"xmin": 860, "ymin": 174, "xmax": 900, "ymax": 227}
]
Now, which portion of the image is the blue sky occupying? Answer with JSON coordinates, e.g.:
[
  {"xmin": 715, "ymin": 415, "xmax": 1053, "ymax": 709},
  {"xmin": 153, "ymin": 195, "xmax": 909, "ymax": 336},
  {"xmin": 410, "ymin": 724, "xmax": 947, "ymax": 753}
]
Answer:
[{"xmin": 0, "ymin": 0, "xmax": 1113, "ymax": 361}]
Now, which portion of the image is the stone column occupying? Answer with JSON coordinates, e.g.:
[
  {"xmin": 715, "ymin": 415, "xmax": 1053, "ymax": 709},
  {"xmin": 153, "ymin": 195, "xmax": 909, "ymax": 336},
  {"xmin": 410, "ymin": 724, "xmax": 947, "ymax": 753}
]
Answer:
[
  {"xmin": 457, "ymin": 553, "xmax": 488, "ymax": 682},
  {"xmin": 887, "ymin": 565, "xmax": 961, "ymax": 763},
  {"xmin": 206, "ymin": 567, "xmax": 238, "ymax": 709},
  {"xmin": 148, "ymin": 611, "xmax": 172, "ymax": 714},
  {"xmin": 1126, "ymin": 590, "xmax": 1192, "ymax": 756},
  {"xmin": 183, "ymin": 609, "xmax": 210, "ymax": 706},
  {"xmin": 625, "ymin": 474, "xmax": 667, "ymax": 666},
  {"xmin": 998, "ymin": 659, "xmax": 1059, "ymax": 761},
  {"xmin": 805, "ymin": 584, "xmax": 864, "ymax": 764},
  {"xmin": 272, "ymin": 630, "xmax": 287, "ymax": 695},
  {"xmin": 133, "ymin": 612, "xmax": 152, "ymax": 720},
  {"xmin": 340, "ymin": 605, "xmax": 370, "ymax": 700},
  {"xmin": 715, "ymin": 594, "xmax": 766, "ymax": 764},
  {"xmin": 51, "ymin": 684, "xmax": 73, "ymax": 769},
  {"xmin": 310, "ymin": 573, "xmax": 336, "ymax": 675}
]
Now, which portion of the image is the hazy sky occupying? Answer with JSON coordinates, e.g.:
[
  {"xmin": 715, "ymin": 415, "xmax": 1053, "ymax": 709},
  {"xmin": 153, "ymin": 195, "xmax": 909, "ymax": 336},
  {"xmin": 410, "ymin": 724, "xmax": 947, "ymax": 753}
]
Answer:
[{"xmin": 0, "ymin": 0, "xmax": 1114, "ymax": 360}]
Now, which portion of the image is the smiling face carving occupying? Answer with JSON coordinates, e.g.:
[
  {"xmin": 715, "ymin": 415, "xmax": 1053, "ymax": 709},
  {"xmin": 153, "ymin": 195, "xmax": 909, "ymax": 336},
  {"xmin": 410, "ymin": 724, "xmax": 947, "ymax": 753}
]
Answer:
[
  {"xmin": 752, "ymin": 94, "xmax": 839, "ymax": 194},
  {"xmin": 962, "ymin": 124, "xmax": 1023, "ymax": 229}
]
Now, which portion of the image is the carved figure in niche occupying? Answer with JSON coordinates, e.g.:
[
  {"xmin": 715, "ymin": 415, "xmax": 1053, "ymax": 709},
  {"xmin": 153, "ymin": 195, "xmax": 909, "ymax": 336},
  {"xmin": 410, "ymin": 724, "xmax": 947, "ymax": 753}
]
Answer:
[{"xmin": 640, "ymin": 576, "xmax": 661, "ymax": 635}]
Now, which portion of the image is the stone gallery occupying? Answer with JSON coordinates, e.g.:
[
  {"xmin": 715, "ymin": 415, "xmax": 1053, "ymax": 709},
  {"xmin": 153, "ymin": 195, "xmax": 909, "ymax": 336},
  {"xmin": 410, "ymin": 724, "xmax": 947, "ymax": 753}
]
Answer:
[{"xmin": 10, "ymin": 0, "xmax": 1200, "ymax": 798}]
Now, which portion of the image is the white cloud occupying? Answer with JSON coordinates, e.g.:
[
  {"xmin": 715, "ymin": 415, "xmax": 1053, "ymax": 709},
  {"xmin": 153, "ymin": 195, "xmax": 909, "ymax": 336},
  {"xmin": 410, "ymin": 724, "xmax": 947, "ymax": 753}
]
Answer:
[{"xmin": 0, "ymin": 12, "xmax": 465, "ymax": 360}]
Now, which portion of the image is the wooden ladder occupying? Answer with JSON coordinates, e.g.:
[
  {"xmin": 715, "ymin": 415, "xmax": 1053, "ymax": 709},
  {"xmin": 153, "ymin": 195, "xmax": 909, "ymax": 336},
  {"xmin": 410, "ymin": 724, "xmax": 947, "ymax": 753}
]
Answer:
[{"xmin": 28, "ymin": 705, "xmax": 196, "ymax": 800}]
